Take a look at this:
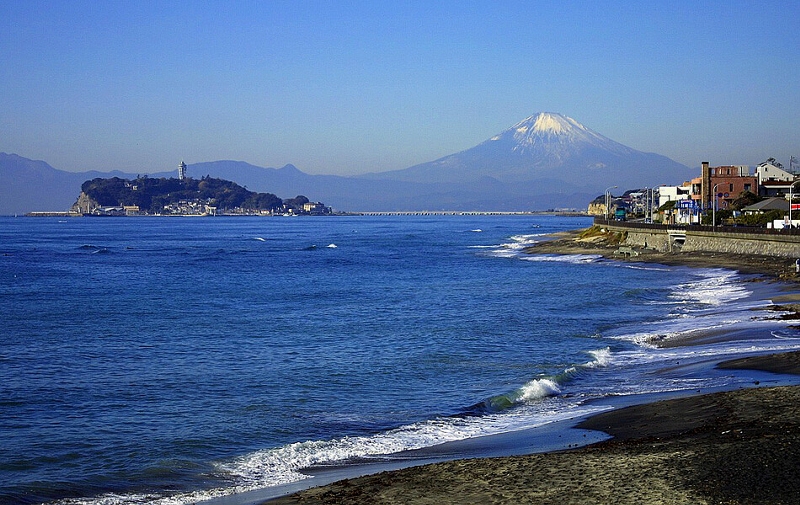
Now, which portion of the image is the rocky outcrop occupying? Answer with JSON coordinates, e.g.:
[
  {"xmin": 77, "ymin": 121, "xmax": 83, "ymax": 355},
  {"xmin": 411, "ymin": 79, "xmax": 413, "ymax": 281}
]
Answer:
[{"xmin": 70, "ymin": 192, "xmax": 100, "ymax": 214}]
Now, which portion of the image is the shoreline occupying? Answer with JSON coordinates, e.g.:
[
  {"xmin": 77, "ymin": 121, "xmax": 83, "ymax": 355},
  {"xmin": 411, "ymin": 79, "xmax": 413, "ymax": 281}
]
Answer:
[
  {"xmin": 266, "ymin": 354, "xmax": 800, "ymax": 504},
  {"xmin": 262, "ymin": 228, "xmax": 800, "ymax": 504},
  {"xmin": 528, "ymin": 226, "xmax": 800, "ymax": 281}
]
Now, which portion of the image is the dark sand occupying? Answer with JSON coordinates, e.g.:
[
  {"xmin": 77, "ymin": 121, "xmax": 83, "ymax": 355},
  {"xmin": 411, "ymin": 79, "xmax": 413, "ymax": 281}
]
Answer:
[
  {"xmin": 266, "ymin": 229, "xmax": 800, "ymax": 505},
  {"xmin": 267, "ymin": 358, "xmax": 800, "ymax": 505}
]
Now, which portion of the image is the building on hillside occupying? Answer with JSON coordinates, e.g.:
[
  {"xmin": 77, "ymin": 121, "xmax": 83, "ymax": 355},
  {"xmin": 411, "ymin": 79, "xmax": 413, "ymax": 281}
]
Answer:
[
  {"xmin": 302, "ymin": 202, "xmax": 332, "ymax": 215},
  {"xmin": 178, "ymin": 161, "xmax": 187, "ymax": 181},
  {"xmin": 690, "ymin": 162, "xmax": 757, "ymax": 212},
  {"xmin": 587, "ymin": 193, "xmax": 630, "ymax": 218},
  {"xmin": 587, "ymin": 196, "xmax": 606, "ymax": 216}
]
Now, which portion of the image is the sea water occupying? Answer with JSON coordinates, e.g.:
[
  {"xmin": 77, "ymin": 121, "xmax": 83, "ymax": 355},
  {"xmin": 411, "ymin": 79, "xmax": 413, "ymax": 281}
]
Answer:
[{"xmin": 2, "ymin": 215, "xmax": 799, "ymax": 505}]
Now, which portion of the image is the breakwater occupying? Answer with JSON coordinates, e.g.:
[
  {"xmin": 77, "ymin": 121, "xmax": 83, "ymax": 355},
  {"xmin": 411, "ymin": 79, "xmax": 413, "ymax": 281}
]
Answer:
[{"xmin": 595, "ymin": 219, "xmax": 800, "ymax": 258}]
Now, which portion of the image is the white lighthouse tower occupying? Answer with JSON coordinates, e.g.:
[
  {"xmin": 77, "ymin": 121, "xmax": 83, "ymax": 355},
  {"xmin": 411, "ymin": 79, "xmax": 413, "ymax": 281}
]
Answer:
[{"xmin": 178, "ymin": 160, "xmax": 187, "ymax": 181}]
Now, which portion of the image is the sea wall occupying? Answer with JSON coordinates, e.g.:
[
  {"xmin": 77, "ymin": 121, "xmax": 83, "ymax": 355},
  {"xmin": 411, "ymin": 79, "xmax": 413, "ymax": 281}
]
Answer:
[
  {"xmin": 622, "ymin": 229, "xmax": 673, "ymax": 252},
  {"xmin": 678, "ymin": 229, "xmax": 800, "ymax": 257},
  {"xmin": 601, "ymin": 222, "xmax": 800, "ymax": 258}
]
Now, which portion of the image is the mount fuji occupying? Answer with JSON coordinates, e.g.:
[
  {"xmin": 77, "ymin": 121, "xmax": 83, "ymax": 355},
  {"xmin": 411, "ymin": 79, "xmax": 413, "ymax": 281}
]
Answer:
[
  {"xmin": 1, "ymin": 113, "xmax": 696, "ymax": 214},
  {"xmin": 363, "ymin": 112, "xmax": 693, "ymax": 195}
]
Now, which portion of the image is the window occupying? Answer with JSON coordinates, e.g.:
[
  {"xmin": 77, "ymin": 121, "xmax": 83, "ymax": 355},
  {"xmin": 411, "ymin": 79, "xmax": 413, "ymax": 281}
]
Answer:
[
  {"xmin": 744, "ymin": 184, "xmax": 751, "ymax": 192},
  {"xmin": 729, "ymin": 183, "xmax": 734, "ymax": 192}
]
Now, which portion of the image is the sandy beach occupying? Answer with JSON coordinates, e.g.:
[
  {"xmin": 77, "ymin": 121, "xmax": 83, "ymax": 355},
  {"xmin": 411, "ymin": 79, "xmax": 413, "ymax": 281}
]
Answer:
[
  {"xmin": 266, "ymin": 228, "xmax": 800, "ymax": 505},
  {"xmin": 267, "ymin": 359, "xmax": 800, "ymax": 505}
]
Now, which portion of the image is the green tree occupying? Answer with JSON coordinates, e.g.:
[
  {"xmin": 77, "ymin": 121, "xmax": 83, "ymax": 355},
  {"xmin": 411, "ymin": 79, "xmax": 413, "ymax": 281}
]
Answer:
[{"xmin": 730, "ymin": 191, "xmax": 761, "ymax": 211}]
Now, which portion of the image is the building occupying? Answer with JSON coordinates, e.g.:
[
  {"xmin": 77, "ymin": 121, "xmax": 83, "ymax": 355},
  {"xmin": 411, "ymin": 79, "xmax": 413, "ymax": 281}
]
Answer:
[
  {"xmin": 658, "ymin": 184, "xmax": 692, "ymax": 208},
  {"xmin": 690, "ymin": 162, "xmax": 757, "ymax": 212},
  {"xmin": 757, "ymin": 158, "xmax": 794, "ymax": 184},
  {"xmin": 302, "ymin": 202, "xmax": 331, "ymax": 215},
  {"xmin": 178, "ymin": 161, "xmax": 187, "ymax": 181},
  {"xmin": 756, "ymin": 158, "xmax": 797, "ymax": 198},
  {"xmin": 741, "ymin": 197, "xmax": 789, "ymax": 215},
  {"xmin": 658, "ymin": 184, "xmax": 698, "ymax": 224}
]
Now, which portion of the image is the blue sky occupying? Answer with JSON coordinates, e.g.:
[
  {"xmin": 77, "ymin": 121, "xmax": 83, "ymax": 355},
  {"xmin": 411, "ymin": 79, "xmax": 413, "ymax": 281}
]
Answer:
[{"xmin": 2, "ymin": 1, "xmax": 798, "ymax": 175}]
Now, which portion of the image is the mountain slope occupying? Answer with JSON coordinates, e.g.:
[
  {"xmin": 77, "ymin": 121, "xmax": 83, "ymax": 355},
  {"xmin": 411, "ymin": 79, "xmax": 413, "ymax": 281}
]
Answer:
[
  {"xmin": 0, "ymin": 153, "xmax": 140, "ymax": 215},
  {"xmin": 365, "ymin": 112, "xmax": 694, "ymax": 191}
]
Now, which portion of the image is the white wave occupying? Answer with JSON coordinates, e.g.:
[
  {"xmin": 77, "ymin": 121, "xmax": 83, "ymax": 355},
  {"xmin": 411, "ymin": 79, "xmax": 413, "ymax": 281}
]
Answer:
[
  {"xmin": 486, "ymin": 248, "xmax": 519, "ymax": 259},
  {"xmin": 514, "ymin": 348, "xmax": 611, "ymax": 404},
  {"xmin": 613, "ymin": 319, "xmax": 735, "ymax": 346},
  {"xmin": 222, "ymin": 419, "xmax": 490, "ymax": 487},
  {"xmin": 476, "ymin": 233, "xmax": 555, "ymax": 258},
  {"xmin": 326, "ymin": 244, "xmax": 337, "ymax": 248},
  {"xmin": 772, "ymin": 330, "xmax": 800, "ymax": 339},
  {"xmin": 517, "ymin": 378, "xmax": 561, "ymax": 402},
  {"xmin": 619, "ymin": 264, "xmax": 671, "ymax": 272},
  {"xmin": 234, "ymin": 399, "xmax": 613, "ymax": 480},
  {"xmin": 606, "ymin": 329, "xmax": 800, "ymax": 371},
  {"xmin": 53, "ymin": 488, "xmax": 249, "ymax": 505},
  {"xmin": 508, "ymin": 233, "xmax": 547, "ymax": 245},
  {"xmin": 253, "ymin": 237, "xmax": 266, "ymax": 242},
  {"xmin": 608, "ymin": 310, "xmax": 784, "ymax": 348},
  {"xmin": 585, "ymin": 347, "xmax": 611, "ymax": 367},
  {"xmin": 519, "ymin": 254, "xmax": 602, "ymax": 264},
  {"xmin": 605, "ymin": 268, "xmax": 765, "ymax": 349},
  {"xmin": 569, "ymin": 337, "xmax": 800, "ymax": 405},
  {"xmin": 56, "ymin": 401, "xmax": 612, "ymax": 505},
  {"xmin": 668, "ymin": 269, "xmax": 750, "ymax": 308},
  {"xmin": 471, "ymin": 229, "xmax": 483, "ymax": 233},
  {"xmin": 221, "ymin": 408, "xmax": 589, "ymax": 490}
]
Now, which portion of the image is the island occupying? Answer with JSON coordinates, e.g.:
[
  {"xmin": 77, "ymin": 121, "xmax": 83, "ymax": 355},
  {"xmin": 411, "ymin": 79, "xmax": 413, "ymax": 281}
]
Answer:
[{"xmin": 66, "ymin": 175, "xmax": 331, "ymax": 216}]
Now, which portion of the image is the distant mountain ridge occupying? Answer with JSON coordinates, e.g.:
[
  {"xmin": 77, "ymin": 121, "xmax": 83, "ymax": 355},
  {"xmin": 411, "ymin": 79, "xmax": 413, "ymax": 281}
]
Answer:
[
  {"xmin": 0, "ymin": 153, "xmax": 140, "ymax": 215},
  {"xmin": 1, "ymin": 113, "xmax": 696, "ymax": 214}
]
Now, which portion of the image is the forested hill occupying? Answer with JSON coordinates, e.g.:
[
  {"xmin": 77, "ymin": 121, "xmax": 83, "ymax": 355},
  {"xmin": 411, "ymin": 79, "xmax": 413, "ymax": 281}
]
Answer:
[{"xmin": 80, "ymin": 176, "xmax": 299, "ymax": 213}]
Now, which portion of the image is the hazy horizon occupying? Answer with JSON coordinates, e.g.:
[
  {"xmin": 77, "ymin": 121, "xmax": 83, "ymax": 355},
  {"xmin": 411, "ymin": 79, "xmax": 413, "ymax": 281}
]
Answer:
[{"xmin": 3, "ymin": 1, "xmax": 798, "ymax": 176}]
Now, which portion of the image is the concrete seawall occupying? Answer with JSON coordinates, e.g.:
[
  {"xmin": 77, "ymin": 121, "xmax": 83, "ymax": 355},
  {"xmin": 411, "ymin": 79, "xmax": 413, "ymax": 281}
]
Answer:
[{"xmin": 600, "ymin": 222, "xmax": 800, "ymax": 258}]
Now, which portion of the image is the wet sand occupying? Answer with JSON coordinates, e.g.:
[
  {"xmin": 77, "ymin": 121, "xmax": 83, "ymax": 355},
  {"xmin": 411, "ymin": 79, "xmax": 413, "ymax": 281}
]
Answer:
[{"xmin": 265, "ymin": 229, "xmax": 800, "ymax": 505}]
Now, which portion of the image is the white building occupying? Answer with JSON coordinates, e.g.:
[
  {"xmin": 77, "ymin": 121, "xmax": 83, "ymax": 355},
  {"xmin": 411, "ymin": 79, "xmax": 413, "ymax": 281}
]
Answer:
[
  {"xmin": 658, "ymin": 184, "xmax": 692, "ymax": 208},
  {"xmin": 756, "ymin": 158, "xmax": 793, "ymax": 185},
  {"xmin": 658, "ymin": 184, "xmax": 698, "ymax": 224},
  {"xmin": 756, "ymin": 158, "xmax": 798, "ymax": 198}
]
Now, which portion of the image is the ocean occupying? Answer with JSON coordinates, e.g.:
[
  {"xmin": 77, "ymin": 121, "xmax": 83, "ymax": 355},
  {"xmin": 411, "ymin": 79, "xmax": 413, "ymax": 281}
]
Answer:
[{"xmin": 2, "ymin": 214, "xmax": 800, "ymax": 505}]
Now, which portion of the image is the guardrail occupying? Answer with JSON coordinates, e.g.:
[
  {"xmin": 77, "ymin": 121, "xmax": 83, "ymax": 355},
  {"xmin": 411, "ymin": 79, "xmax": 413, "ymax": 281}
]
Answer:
[{"xmin": 593, "ymin": 217, "xmax": 800, "ymax": 236}]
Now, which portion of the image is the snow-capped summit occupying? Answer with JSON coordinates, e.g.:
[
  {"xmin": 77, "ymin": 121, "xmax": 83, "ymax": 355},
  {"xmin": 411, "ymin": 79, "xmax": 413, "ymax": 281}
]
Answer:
[
  {"xmin": 490, "ymin": 112, "xmax": 635, "ymax": 158},
  {"xmin": 530, "ymin": 112, "xmax": 573, "ymax": 134},
  {"xmin": 502, "ymin": 112, "xmax": 582, "ymax": 137}
]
